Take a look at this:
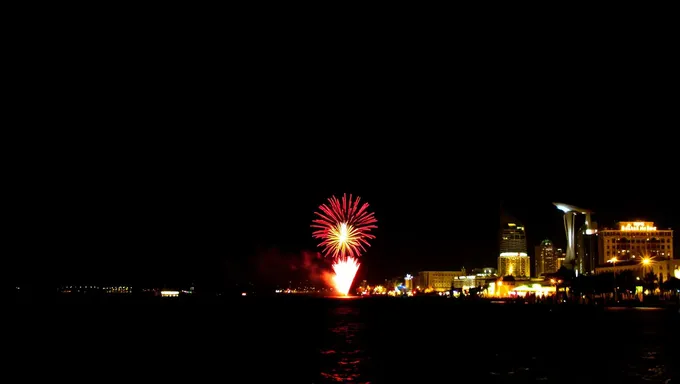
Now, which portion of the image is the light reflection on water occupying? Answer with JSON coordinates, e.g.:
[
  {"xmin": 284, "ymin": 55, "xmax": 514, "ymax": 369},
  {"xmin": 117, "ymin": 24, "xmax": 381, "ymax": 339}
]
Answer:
[
  {"xmin": 319, "ymin": 305, "xmax": 370, "ymax": 384},
  {"xmin": 314, "ymin": 301, "xmax": 676, "ymax": 383}
]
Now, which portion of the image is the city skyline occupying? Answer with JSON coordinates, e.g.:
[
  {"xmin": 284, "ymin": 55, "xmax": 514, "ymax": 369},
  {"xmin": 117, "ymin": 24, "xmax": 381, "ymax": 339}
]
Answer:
[
  {"xmin": 9, "ymin": 140, "xmax": 677, "ymax": 289},
  {"xmin": 26, "ymin": 181, "xmax": 678, "ymax": 288}
]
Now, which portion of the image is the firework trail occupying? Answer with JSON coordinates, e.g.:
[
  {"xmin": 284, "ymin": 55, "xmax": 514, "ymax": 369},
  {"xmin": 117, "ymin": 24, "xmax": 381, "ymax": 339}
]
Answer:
[{"xmin": 312, "ymin": 193, "xmax": 377, "ymax": 295}]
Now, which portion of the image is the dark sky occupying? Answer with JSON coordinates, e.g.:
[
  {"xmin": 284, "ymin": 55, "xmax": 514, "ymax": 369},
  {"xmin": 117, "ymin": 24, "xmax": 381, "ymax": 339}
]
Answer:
[{"xmin": 7, "ymin": 27, "xmax": 677, "ymax": 290}]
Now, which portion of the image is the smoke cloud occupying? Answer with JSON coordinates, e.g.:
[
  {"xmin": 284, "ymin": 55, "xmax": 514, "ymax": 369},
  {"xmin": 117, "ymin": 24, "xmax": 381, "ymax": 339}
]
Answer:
[{"xmin": 252, "ymin": 247, "xmax": 333, "ymax": 287}]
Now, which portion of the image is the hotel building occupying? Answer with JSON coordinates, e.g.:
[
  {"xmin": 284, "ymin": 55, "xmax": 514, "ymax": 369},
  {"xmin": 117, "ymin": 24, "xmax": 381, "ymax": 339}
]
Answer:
[
  {"xmin": 499, "ymin": 221, "xmax": 530, "ymax": 278},
  {"xmin": 598, "ymin": 221, "xmax": 673, "ymax": 265}
]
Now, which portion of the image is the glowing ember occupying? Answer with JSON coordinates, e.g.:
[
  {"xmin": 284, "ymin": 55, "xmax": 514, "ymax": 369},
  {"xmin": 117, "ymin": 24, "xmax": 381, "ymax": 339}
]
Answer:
[{"xmin": 332, "ymin": 256, "xmax": 360, "ymax": 296}]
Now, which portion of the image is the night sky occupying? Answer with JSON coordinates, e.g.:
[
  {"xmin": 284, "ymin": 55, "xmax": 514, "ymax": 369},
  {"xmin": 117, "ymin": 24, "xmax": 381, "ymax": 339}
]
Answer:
[{"xmin": 6, "ymin": 36, "xmax": 676, "ymax": 291}]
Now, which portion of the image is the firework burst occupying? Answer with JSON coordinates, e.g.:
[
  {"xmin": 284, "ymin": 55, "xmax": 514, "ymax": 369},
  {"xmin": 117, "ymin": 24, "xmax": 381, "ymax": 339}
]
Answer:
[
  {"xmin": 332, "ymin": 256, "xmax": 360, "ymax": 296},
  {"xmin": 311, "ymin": 194, "xmax": 378, "ymax": 259},
  {"xmin": 312, "ymin": 193, "xmax": 377, "ymax": 295}
]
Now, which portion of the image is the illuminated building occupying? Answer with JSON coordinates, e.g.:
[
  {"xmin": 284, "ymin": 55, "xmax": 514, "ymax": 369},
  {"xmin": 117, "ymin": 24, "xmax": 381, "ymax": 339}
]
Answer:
[
  {"xmin": 535, "ymin": 239, "xmax": 557, "ymax": 277},
  {"xmin": 597, "ymin": 221, "xmax": 673, "ymax": 265},
  {"xmin": 404, "ymin": 274, "xmax": 413, "ymax": 290},
  {"xmin": 453, "ymin": 275, "xmax": 496, "ymax": 291},
  {"xmin": 491, "ymin": 280, "xmax": 556, "ymax": 298},
  {"xmin": 161, "ymin": 290, "xmax": 179, "ymax": 297},
  {"xmin": 499, "ymin": 218, "xmax": 530, "ymax": 278},
  {"xmin": 595, "ymin": 258, "xmax": 680, "ymax": 282},
  {"xmin": 414, "ymin": 271, "xmax": 465, "ymax": 292},
  {"xmin": 576, "ymin": 220, "xmax": 599, "ymax": 275},
  {"xmin": 498, "ymin": 253, "xmax": 531, "ymax": 278},
  {"xmin": 553, "ymin": 202, "xmax": 593, "ymax": 270},
  {"xmin": 500, "ymin": 221, "xmax": 527, "ymax": 254},
  {"xmin": 555, "ymin": 248, "xmax": 566, "ymax": 270}
]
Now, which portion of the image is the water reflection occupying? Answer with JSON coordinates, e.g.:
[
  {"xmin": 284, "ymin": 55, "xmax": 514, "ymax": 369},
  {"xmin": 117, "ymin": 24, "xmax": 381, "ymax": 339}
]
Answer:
[
  {"xmin": 319, "ymin": 304, "xmax": 370, "ymax": 383},
  {"xmin": 314, "ymin": 300, "xmax": 674, "ymax": 383}
]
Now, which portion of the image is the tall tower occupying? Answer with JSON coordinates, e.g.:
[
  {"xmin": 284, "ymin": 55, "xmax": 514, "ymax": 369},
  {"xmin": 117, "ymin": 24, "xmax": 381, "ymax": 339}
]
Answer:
[
  {"xmin": 576, "ymin": 221, "xmax": 599, "ymax": 275},
  {"xmin": 535, "ymin": 239, "xmax": 557, "ymax": 277},
  {"xmin": 499, "ymin": 214, "xmax": 530, "ymax": 278},
  {"xmin": 553, "ymin": 202, "xmax": 592, "ymax": 271}
]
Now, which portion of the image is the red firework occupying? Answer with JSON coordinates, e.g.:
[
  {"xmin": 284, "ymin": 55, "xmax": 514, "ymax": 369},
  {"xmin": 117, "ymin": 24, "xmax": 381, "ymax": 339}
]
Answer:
[{"xmin": 311, "ymin": 193, "xmax": 378, "ymax": 259}]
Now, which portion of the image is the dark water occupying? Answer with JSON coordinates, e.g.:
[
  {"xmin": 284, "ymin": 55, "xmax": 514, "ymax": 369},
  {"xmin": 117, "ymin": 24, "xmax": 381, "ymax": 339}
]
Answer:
[{"xmin": 11, "ymin": 296, "xmax": 679, "ymax": 383}]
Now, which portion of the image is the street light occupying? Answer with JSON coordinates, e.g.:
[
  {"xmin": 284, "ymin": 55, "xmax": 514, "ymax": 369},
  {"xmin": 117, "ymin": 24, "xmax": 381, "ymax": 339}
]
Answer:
[
  {"xmin": 608, "ymin": 257, "xmax": 618, "ymax": 301},
  {"xmin": 641, "ymin": 258, "xmax": 652, "ymax": 292}
]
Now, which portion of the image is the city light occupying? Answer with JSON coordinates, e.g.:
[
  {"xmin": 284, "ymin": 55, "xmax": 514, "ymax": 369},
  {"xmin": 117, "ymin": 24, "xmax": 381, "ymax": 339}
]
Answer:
[
  {"xmin": 620, "ymin": 221, "xmax": 657, "ymax": 231},
  {"xmin": 161, "ymin": 291, "xmax": 179, "ymax": 297},
  {"xmin": 500, "ymin": 252, "xmax": 528, "ymax": 257},
  {"xmin": 642, "ymin": 258, "xmax": 651, "ymax": 265},
  {"xmin": 405, "ymin": 274, "xmax": 413, "ymax": 280}
]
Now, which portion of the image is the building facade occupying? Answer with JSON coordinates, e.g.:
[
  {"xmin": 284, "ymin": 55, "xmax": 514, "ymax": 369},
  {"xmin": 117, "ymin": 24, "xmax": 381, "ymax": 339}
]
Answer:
[
  {"xmin": 499, "ymin": 220, "xmax": 530, "ymax": 278},
  {"xmin": 499, "ymin": 253, "xmax": 531, "ymax": 278},
  {"xmin": 598, "ymin": 221, "xmax": 673, "ymax": 266},
  {"xmin": 501, "ymin": 222, "xmax": 527, "ymax": 254},
  {"xmin": 414, "ymin": 271, "xmax": 465, "ymax": 292},
  {"xmin": 535, "ymin": 239, "xmax": 558, "ymax": 277},
  {"xmin": 576, "ymin": 221, "xmax": 599, "ymax": 275},
  {"xmin": 594, "ymin": 258, "xmax": 680, "ymax": 282},
  {"xmin": 555, "ymin": 247, "xmax": 566, "ymax": 270},
  {"xmin": 452, "ymin": 275, "xmax": 496, "ymax": 291}
]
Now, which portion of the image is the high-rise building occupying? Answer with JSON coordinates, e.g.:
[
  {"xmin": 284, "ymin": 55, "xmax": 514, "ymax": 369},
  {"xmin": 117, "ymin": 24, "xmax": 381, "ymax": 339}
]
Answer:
[
  {"xmin": 553, "ymin": 203, "xmax": 594, "ymax": 270},
  {"xmin": 535, "ymin": 239, "xmax": 558, "ymax": 277},
  {"xmin": 555, "ymin": 248, "xmax": 566, "ymax": 270},
  {"xmin": 501, "ymin": 222, "xmax": 527, "ymax": 254},
  {"xmin": 499, "ymin": 219, "xmax": 530, "ymax": 278},
  {"xmin": 598, "ymin": 221, "xmax": 673, "ymax": 265},
  {"xmin": 576, "ymin": 221, "xmax": 599, "ymax": 275}
]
